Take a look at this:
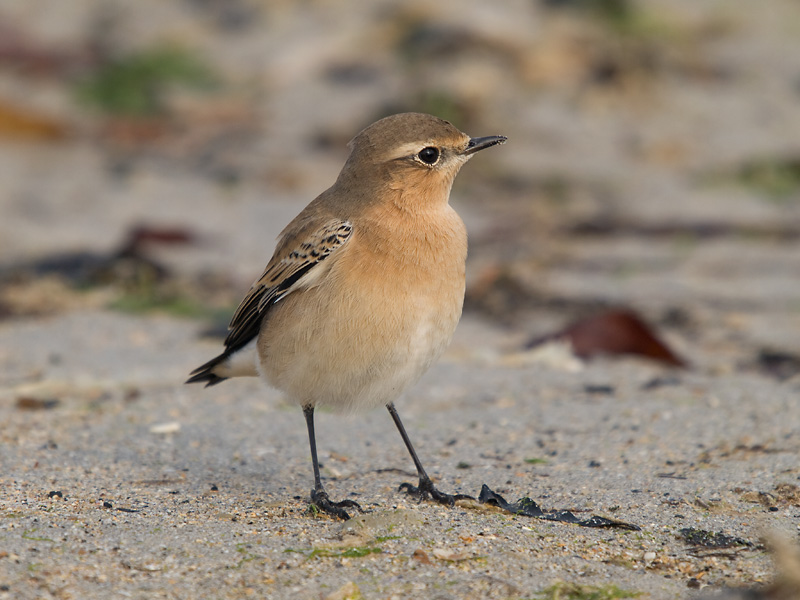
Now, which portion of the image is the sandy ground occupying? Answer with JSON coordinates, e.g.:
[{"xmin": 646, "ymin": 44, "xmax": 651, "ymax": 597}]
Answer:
[
  {"xmin": 1, "ymin": 312, "xmax": 799, "ymax": 599},
  {"xmin": 1, "ymin": 1, "xmax": 800, "ymax": 599}
]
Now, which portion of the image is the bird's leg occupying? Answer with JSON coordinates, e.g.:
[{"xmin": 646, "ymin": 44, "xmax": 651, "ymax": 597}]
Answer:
[
  {"xmin": 387, "ymin": 403, "xmax": 474, "ymax": 505},
  {"xmin": 303, "ymin": 405, "xmax": 361, "ymax": 520}
]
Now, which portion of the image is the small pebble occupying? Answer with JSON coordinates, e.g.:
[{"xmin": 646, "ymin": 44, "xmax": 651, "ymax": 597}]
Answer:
[{"xmin": 149, "ymin": 422, "xmax": 181, "ymax": 434}]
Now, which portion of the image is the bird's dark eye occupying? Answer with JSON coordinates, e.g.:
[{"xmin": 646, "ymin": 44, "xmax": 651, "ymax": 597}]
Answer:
[{"xmin": 417, "ymin": 146, "xmax": 440, "ymax": 165}]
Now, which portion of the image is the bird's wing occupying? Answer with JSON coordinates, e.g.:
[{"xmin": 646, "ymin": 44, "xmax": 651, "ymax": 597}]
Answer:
[{"xmin": 222, "ymin": 219, "xmax": 353, "ymax": 354}]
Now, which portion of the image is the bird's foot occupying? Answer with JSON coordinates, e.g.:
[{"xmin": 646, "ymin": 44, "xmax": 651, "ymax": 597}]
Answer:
[
  {"xmin": 399, "ymin": 476, "xmax": 474, "ymax": 507},
  {"xmin": 309, "ymin": 489, "xmax": 362, "ymax": 520}
]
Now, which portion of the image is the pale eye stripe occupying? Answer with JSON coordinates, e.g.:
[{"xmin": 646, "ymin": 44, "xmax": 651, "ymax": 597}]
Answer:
[{"xmin": 387, "ymin": 141, "xmax": 437, "ymax": 161}]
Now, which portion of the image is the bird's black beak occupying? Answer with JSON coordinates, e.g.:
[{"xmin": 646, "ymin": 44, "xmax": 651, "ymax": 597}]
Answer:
[{"xmin": 463, "ymin": 135, "xmax": 507, "ymax": 155}]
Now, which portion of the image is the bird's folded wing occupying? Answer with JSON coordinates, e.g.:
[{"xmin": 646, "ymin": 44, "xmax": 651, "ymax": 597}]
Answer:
[{"xmin": 222, "ymin": 219, "xmax": 353, "ymax": 354}]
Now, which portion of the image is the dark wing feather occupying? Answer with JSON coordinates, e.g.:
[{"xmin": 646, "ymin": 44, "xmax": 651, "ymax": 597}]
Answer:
[{"xmin": 186, "ymin": 219, "xmax": 352, "ymax": 386}]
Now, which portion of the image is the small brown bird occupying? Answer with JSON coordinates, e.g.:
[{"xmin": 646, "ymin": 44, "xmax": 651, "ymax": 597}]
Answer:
[{"xmin": 187, "ymin": 113, "xmax": 506, "ymax": 519}]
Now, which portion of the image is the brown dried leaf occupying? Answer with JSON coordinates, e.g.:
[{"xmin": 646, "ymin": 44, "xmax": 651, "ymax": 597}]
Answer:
[
  {"xmin": 0, "ymin": 100, "xmax": 70, "ymax": 140},
  {"xmin": 16, "ymin": 397, "xmax": 60, "ymax": 410},
  {"xmin": 530, "ymin": 308, "xmax": 687, "ymax": 367},
  {"xmin": 411, "ymin": 549, "xmax": 433, "ymax": 565}
]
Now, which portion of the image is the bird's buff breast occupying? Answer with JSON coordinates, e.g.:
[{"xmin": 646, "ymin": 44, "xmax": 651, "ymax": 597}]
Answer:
[{"xmin": 257, "ymin": 211, "xmax": 467, "ymax": 412}]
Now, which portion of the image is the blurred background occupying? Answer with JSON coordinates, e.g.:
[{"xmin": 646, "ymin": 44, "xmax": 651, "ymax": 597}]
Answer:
[{"xmin": 1, "ymin": 0, "xmax": 799, "ymax": 379}]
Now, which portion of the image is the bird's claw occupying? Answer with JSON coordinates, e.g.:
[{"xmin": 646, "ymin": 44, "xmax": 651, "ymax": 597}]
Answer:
[
  {"xmin": 399, "ymin": 477, "xmax": 473, "ymax": 507},
  {"xmin": 310, "ymin": 489, "xmax": 362, "ymax": 520}
]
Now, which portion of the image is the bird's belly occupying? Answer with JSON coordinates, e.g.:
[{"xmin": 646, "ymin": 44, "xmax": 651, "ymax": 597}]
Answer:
[{"xmin": 257, "ymin": 265, "xmax": 464, "ymax": 412}]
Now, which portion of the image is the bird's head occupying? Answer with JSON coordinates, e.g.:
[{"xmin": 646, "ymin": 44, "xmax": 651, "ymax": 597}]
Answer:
[{"xmin": 340, "ymin": 113, "xmax": 506, "ymax": 207}]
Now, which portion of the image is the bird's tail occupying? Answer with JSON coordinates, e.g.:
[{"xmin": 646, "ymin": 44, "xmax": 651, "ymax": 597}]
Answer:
[{"xmin": 186, "ymin": 354, "xmax": 229, "ymax": 387}]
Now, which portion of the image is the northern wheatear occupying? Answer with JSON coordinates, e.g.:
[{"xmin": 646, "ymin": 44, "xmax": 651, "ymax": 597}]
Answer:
[{"xmin": 188, "ymin": 112, "xmax": 506, "ymax": 519}]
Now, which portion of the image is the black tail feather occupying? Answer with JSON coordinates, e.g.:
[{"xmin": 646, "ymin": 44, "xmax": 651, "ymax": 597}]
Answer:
[{"xmin": 186, "ymin": 354, "xmax": 229, "ymax": 387}]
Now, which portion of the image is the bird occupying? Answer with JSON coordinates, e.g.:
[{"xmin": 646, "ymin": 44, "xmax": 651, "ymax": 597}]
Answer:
[{"xmin": 187, "ymin": 112, "xmax": 506, "ymax": 519}]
